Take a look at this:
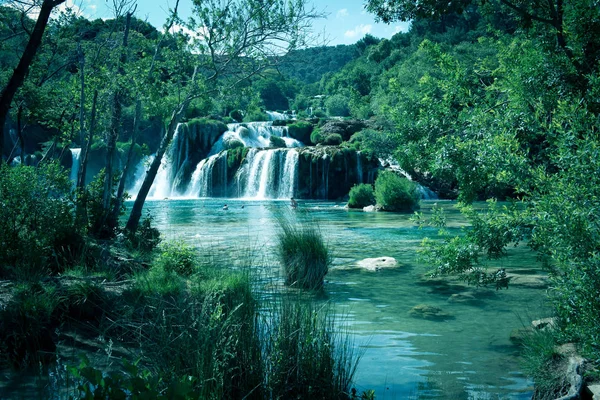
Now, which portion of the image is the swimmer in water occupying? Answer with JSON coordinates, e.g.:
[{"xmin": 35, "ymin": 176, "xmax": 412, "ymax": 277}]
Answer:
[{"xmin": 223, "ymin": 204, "xmax": 228, "ymax": 210}]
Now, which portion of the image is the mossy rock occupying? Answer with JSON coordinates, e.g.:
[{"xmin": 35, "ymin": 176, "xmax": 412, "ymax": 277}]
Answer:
[{"xmin": 408, "ymin": 304, "xmax": 453, "ymax": 321}]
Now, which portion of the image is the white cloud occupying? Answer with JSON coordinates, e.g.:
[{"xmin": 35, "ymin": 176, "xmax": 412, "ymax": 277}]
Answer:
[
  {"xmin": 344, "ymin": 24, "xmax": 372, "ymax": 38},
  {"xmin": 394, "ymin": 22, "xmax": 410, "ymax": 33},
  {"xmin": 336, "ymin": 8, "xmax": 349, "ymax": 19}
]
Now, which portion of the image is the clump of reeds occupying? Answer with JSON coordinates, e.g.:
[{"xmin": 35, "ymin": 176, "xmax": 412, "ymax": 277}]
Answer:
[{"xmin": 276, "ymin": 213, "xmax": 332, "ymax": 290}]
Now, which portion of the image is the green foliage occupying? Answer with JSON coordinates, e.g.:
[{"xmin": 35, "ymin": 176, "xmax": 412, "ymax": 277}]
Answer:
[
  {"xmin": 244, "ymin": 108, "xmax": 269, "ymax": 122},
  {"xmin": 325, "ymin": 94, "xmax": 350, "ymax": 116},
  {"xmin": 348, "ymin": 183, "xmax": 375, "ymax": 208},
  {"xmin": 276, "ymin": 214, "xmax": 332, "ymax": 290},
  {"xmin": 154, "ymin": 240, "xmax": 198, "ymax": 277},
  {"xmin": 0, "ymin": 163, "xmax": 81, "ymax": 278},
  {"xmin": 310, "ymin": 128, "xmax": 324, "ymax": 145},
  {"xmin": 125, "ymin": 215, "xmax": 162, "ymax": 253},
  {"xmin": 521, "ymin": 329, "xmax": 568, "ymax": 399},
  {"xmin": 68, "ymin": 356, "xmax": 202, "ymax": 399},
  {"xmin": 323, "ymin": 133, "xmax": 343, "ymax": 146},
  {"xmin": 264, "ymin": 297, "xmax": 359, "ymax": 398},
  {"xmin": 287, "ymin": 120, "xmax": 313, "ymax": 143},
  {"xmin": 269, "ymin": 135, "xmax": 287, "ymax": 148},
  {"xmin": 374, "ymin": 171, "xmax": 420, "ymax": 212},
  {"xmin": 0, "ymin": 283, "xmax": 61, "ymax": 367}
]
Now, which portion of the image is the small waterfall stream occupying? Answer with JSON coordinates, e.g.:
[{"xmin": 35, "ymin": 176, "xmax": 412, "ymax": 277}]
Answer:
[{"xmin": 70, "ymin": 148, "xmax": 81, "ymax": 184}]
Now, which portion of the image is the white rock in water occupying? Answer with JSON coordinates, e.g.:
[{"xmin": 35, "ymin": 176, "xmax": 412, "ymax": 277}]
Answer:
[
  {"xmin": 357, "ymin": 257, "xmax": 398, "ymax": 271},
  {"xmin": 363, "ymin": 205, "xmax": 377, "ymax": 212}
]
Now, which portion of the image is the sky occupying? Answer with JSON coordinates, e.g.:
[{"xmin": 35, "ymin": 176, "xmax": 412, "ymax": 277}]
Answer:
[{"xmin": 56, "ymin": 0, "xmax": 410, "ymax": 46}]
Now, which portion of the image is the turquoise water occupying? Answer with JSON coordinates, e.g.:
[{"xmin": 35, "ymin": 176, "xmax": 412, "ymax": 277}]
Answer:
[{"xmin": 135, "ymin": 198, "xmax": 549, "ymax": 399}]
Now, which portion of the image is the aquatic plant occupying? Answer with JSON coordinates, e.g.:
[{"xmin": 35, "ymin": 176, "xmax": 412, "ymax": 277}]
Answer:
[{"xmin": 276, "ymin": 213, "xmax": 332, "ymax": 290}]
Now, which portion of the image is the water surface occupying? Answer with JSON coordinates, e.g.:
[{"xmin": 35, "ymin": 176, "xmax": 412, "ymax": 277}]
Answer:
[{"xmin": 135, "ymin": 198, "xmax": 549, "ymax": 399}]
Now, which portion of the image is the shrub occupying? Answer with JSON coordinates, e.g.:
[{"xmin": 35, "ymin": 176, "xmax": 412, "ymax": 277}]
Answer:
[
  {"xmin": 374, "ymin": 171, "xmax": 420, "ymax": 212},
  {"xmin": 126, "ymin": 215, "xmax": 161, "ymax": 253},
  {"xmin": 310, "ymin": 129, "xmax": 324, "ymax": 145},
  {"xmin": 323, "ymin": 133, "xmax": 343, "ymax": 146},
  {"xmin": 244, "ymin": 109, "xmax": 269, "ymax": 122},
  {"xmin": 313, "ymin": 109, "xmax": 327, "ymax": 118},
  {"xmin": 224, "ymin": 138, "xmax": 245, "ymax": 150},
  {"xmin": 348, "ymin": 184, "xmax": 375, "ymax": 208},
  {"xmin": 269, "ymin": 135, "xmax": 287, "ymax": 148},
  {"xmin": 325, "ymin": 94, "xmax": 350, "ymax": 117},
  {"xmin": 287, "ymin": 121, "xmax": 313, "ymax": 144},
  {"xmin": 0, "ymin": 163, "xmax": 80, "ymax": 278},
  {"xmin": 154, "ymin": 240, "xmax": 198, "ymax": 277},
  {"xmin": 276, "ymin": 214, "xmax": 331, "ymax": 290}
]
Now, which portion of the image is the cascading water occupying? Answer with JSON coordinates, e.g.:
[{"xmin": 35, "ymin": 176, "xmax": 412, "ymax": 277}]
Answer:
[
  {"xmin": 126, "ymin": 114, "xmax": 398, "ymax": 200},
  {"xmin": 70, "ymin": 148, "xmax": 81, "ymax": 184},
  {"xmin": 187, "ymin": 151, "xmax": 229, "ymax": 198}
]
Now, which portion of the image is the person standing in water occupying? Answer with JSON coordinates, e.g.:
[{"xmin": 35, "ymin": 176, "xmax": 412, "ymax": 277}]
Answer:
[{"xmin": 290, "ymin": 197, "xmax": 298, "ymax": 209}]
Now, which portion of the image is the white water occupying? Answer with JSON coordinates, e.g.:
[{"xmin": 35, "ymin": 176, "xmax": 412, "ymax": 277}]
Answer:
[
  {"xmin": 266, "ymin": 111, "xmax": 292, "ymax": 120},
  {"xmin": 208, "ymin": 121, "xmax": 302, "ymax": 155},
  {"xmin": 70, "ymin": 148, "xmax": 81, "ymax": 184},
  {"xmin": 279, "ymin": 150, "xmax": 299, "ymax": 198}
]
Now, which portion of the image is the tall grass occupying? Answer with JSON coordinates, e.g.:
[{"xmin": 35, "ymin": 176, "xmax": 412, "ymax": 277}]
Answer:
[
  {"xmin": 263, "ymin": 295, "xmax": 360, "ymax": 399},
  {"xmin": 276, "ymin": 213, "xmax": 332, "ymax": 290}
]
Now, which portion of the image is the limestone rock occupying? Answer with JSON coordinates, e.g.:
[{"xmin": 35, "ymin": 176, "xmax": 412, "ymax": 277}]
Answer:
[
  {"xmin": 363, "ymin": 205, "xmax": 377, "ymax": 212},
  {"xmin": 448, "ymin": 292, "xmax": 478, "ymax": 304},
  {"xmin": 509, "ymin": 327, "xmax": 533, "ymax": 345},
  {"xmin": 532, "ymin": 317, "xmax": 557, "ymax": 330},
  {"xmin": 356, "ymin": 257, "xmax": 398, "ymax": 271},
  {"xmin": 510, "ymin": 274, "xmax": 549, "ymax": 289},
  {"xmin": 408, "ymin": 304, "xmax": 453, "ymax": 320}
]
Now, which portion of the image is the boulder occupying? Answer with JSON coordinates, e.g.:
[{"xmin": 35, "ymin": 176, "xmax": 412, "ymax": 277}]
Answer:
[
  {"xmin": 532, "ymin": 317, "xmax": 557, "ymax": 330},
  {"xmin": 356, "ymin": 257, "xmax": 398, "ymax": 271},
  {"xmin": 363, "ymin": 205, "xmax": 377, "ymax": 212},
  {"xmin": 319, "ymin": 119, "xmax": 366, "ymax": 141},
  {"xmin": 408, "ymin": 304, "xmax": 453, "ymax": 320},
  {"xmin": 509, "ymin": 327, "xmax": 533, "ymax": 345}
]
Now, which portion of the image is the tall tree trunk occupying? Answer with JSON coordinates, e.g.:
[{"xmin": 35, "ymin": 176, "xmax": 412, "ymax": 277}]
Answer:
[
  {"xmin": 78, "ymin": 90, "xmax": 97, "ymax": 190},
  {"xmin": 108, "ymin": 98, "xmax": 141, "ymax": 229},
  {"xmin": 126, "ymin": 100, "xmax": 189, "ymax": 233},
  {"xmin": 76, "ymin": 89, "xmax": 98, "ymax": 227},
  {"xmin": 0, "ymin": 0, "xmax": 66, "ymax": 163},
  {"xmin": 77, "ymin": 42, "xmax": 85, "ymax": 167},
  {"xmin": 98, "ymin": 11, "xmax": 132, "ymax": 236}
]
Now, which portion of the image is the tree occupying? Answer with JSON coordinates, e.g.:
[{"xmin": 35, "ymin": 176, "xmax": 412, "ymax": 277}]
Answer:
[
  {"xmin": 125, "ymin": 0, "xmax": 321, "ymax": 233},
  {"xmin": 0, "ymin": 0, "xmax": 66, "ymax": 162}
]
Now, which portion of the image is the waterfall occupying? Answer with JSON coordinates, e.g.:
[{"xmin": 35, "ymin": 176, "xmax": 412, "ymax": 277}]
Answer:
[
  {"xmin": 186, "ymin": 151, "xmax": 228, "ymax": 197},
  {"xmin": 279, "ymin": 149, "xmax": 299, "ymax": 198},
  {"xmin": 208, "ymin": 121, "xmax": 302, "ymax": 155},
  {"xmin": 148, "ymin": 155, "xmax": 172, "ymax": 199},
  {"xmin": 70, "ymin": 148, "xmax": 81, "ymax": 184},
  {"xmin": 240, "ymin": 148, "xmax": 299, "ymax": 199},
  {"xmin": 128, "ymin": 155, "xmax": 154, "ymax": 199},
  {"xmin": 266, "ymin": 111, "xmax": 290, "ymax": 121},
  {"xmin": 356, "ymin": 151, "xmax": 363, "ymax": 184}
]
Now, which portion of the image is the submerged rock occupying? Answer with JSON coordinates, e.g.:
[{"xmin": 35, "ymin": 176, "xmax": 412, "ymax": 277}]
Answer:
[
  {"xmin": 447, "ymin": 292, "xmax": 479, "ymax": 304},
  {"xmin": 356, "ymin": 257, "xmax": 398, "ymax": 271},
  {"xmin": 408, "ymin": 304, "xmax": 453, "ymax": 320},
  {"xmin": 509, "ymin": 274, "xmax": 549, "ymax": 289}
]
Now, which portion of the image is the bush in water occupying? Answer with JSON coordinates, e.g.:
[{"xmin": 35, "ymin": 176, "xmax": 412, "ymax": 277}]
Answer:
[
  {"xmin": 375, "ymin": 170, "xmax": 420, "ymax": 212},
  {"xmin": 348, "ymin": 183, "xmax": 375, "ymax": 208}
]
